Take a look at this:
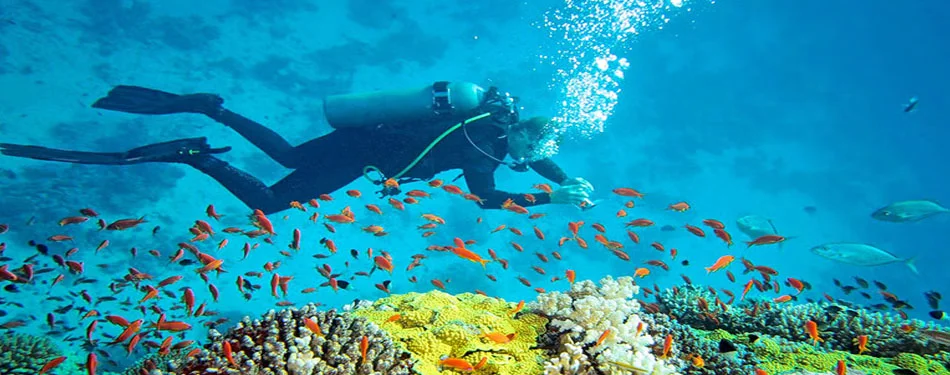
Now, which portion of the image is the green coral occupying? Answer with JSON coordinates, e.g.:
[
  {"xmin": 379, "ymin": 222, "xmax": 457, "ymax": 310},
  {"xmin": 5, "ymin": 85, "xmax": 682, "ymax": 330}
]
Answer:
[
  {"xmin": 891, "ymin": 353, "xmax": 950, "ymax": 375},
  {"xmin": 750, "ymin": 334, "xmax": 949, "ymax": 375},
  {"xmin": 353, "ymin": 291, "xmax": 548, "ymax": 375},
  {"xmin": 698, "ymin": 329, "xmax": 736, "ymax": 342},
  {"xmin": 0, "ymin": 332, "xmax": 63, "ymax": 374}
]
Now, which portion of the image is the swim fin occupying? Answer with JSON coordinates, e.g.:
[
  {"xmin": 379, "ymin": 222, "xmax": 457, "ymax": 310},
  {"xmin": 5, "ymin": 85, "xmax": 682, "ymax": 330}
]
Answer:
[
  {"xmin": 91, "ymin": 85, "xmax": 224, "ymax": 115},
  {"xmin": 0, "ymin": 137, "xmax": 230, "ymax": 165}
]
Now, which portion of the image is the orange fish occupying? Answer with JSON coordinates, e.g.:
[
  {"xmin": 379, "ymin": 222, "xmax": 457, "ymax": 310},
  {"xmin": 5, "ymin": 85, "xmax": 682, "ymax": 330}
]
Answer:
[
  {"xmin": 684, "ymin": 224, "xmax": 705, "ymax": 237},
  {"xmin": 625, "ymin": 218, "xmax": 654, "ymax": 227},
  {"xmin": 565, "ymin": 269, "xmax": 576, "ymax": 284},
  {"xmin": 853, "ymin": 335, "xmax": 868, "ymax": 354},
  {"xmin": 661, "ymin": 334, "xmax": 673, "ymax": 358},
  {"xmin": 86, "ymin": 353, "xmax": 98, "ymax": 375},
  {"xmin": 836, "ymin": 360, "xmax": 846, "ymax": 375},
  {"xmin": 634, "ymin": 268, "xmax": 650, "ymax": 278},
  {"xmin": 714, "ymin": 229, "xmax": 733, "ymax": 247},
  {"xmin": 38, "ymin": 356, "xmax": 67, "ymax": 374},
  {"xmin": 533, "ymin": 226, "xmax": 545, "ymax": 240},
  {"xmin": 804, "ymin": 320, "xmax": 823, "ymax": 344},
  {"xmin": 533, "ymin": 183, "xmax": 553, "ymax": 193},
  {"xmin": 223, "ymin": 340, "xmax": 237, "ymax": 367},
  {"xmin": 773, "ymin": 295, "xmax": 793, "ymax": 303},
  {"xmin": 746, "ymin": 234, "xmax": 787, "ymax": 248},
  {"xmin": 702, "ymin": 219, "xmax": 725, "ymax": 229},
  {"xmin": 786, "ymin": 278, "xmax": 805, "ymax": 294},
  {"xmin": 612, "ymin": 187, "xmax": 644, "ymax": 198},
  {"xmin": 510, "ymin": 300, "xmax": 525, "ymax": 315},
  {"xmin": 596, "ymin": 329, "xmax": 612, "ymax": 346},
  {"xmin": 450, "ymin": 245, "xmax": 491, "ymax": 269},
  {"xmin": 667, "ymin": 201, "xmax": 690, "ymax": 212},
  {"xmin": 482, "ymin": 331, "xmax": 517, "ymax": 344},
  {"xmin": 705, "ymin": 255, "xmax": 735, "ymax": 273},
  {"xmin": 303, "ymin": 318, "xmax": 324, "ymax": 336},
  {"xmin": 626, "ymin": 230, "xmax": 640, "ymax": 244},
  {"xmin": 439, "ymin": 356, "xmax": 475, "ymax": 371},
  {"xmin": 360, "ymin": 335, "xmax": 369, "ymax": 364}
]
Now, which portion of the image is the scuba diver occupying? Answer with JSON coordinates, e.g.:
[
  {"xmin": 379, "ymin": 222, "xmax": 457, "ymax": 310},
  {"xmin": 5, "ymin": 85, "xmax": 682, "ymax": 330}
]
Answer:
[{"xmin": 0, "ymin": 82, "xmax": 594, "ymax": 214}]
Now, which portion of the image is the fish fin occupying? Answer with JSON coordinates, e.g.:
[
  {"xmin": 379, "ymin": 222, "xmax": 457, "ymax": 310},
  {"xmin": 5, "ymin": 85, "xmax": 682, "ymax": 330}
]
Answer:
[
  {"xmin": 904, "ymin": 256, "xmax": 919, "ymax": 275},
  {"xmin": 766, "ymin": 219, "xmax": 779, "ymax": 234}
]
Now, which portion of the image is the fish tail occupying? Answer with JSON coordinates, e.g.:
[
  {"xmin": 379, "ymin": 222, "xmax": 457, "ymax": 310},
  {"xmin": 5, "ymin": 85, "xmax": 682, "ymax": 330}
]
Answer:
[
  {"xmin": 480, "ymin": 259, "xmax": 490, "ymax": 269},
  {"xmin": 905, "ymin": 256, "xmax": 919, "ymax": 275}
]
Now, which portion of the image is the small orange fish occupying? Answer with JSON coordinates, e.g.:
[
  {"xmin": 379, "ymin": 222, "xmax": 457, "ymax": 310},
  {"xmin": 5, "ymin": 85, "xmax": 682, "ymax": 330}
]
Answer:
[
  {"xmin": 565, "ymin": 269, "xmax": 576, "ymax": 284},
  {"xmin": 510, "ymin": 300, "xmax": 525, "ymax": 315},
  {"xmin": 661, "ymin": 334, "xmax": 673, "ymax": 358},
  {"xmin": 223, "ymin": 340, "xmax": 237, "ymax": 367},
  {"xmin": 626, "ymin": 218, "xmax": 654, "ymax": 227},
  {"xmin": 533, "ymin": 183, "xmax": 553, "ymax": 193},
  {"xmin": 853, "ymin": 335, "xmax": 868, "ymax": 354},
  {"xmin": 702, "ymin": 219, "xmax": 725, "ymax": 229},
  {"xmin": 634, "ymin": 268, "xmax": 650, "ymax": 278},
  {"xmin": 596, "ymin": 329, "xmax": 611, "ymax": 346},
  {"xmin": 612, "ymin": 187, "xmax": 644, "ymax": 198},
  {"xmin": 667, "ymin": 201, "xmax": 690, "ymax": 212},
  {"xmin": 482, "ymin": 331, "xmax": 517, "ymax": 344},
  {"xmin": 773, "ymin": 295, "xmax": 792, "ymax": 303},
  {"xmin": 684, "ymin": 224, "xmax": 705, "ymax": 237},
  {"xmin": 360, "ymin": 335, "xmax": 369, "ymax": 365},
  {"xmin": 38, "ymin": 356, "xmax": 67, "ymax": 374},
  {"xmin": 439, "ymin": 356, "xmax": 475, "ymax": 371},
  {"xmin": 746, "ymin": 234, "xmax": 787, "ymax": 248},
  {"xmin": 804, "ymin": 320, "xmax": 823, "ymax": 344},
  {"xmin": 835, "ymin": 360, "xmax": 846, "ymax": 375},
  {"xmin": 704, "ymin": 255, "xmax": 735, "ymax": 274}
]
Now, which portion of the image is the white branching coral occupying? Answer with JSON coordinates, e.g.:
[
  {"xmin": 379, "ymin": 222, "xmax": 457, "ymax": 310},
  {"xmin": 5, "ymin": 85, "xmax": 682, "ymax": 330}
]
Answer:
[{"xmin": 531, "ymin": 276, "xmax": 679, "ymax": 375}]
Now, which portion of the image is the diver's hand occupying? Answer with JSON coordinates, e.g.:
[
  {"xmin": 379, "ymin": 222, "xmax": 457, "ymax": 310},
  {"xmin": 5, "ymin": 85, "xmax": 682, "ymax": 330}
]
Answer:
[
  {"xmin": 550, "ymin": 183, "xmax": 593, "ymax": 206},
  {"xmin": 559, "ymin": 177, "xmax": 594, "ymax": 193}
]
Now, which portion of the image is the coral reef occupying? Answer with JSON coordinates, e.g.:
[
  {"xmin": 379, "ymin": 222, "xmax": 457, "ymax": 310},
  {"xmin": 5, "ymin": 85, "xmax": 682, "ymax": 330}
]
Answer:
[
  {"xmin": 643, "ymin": 312, "xmax": 759, "ymax": 374},
  {"xmin": 0, "ymin": 332, "xmax": 63, "ymax": 375},
  {"xmin": 655, "ymin": 284, "xmax": 949, "ymax": 357},
  {"xmin": 172, "ymin": 304, "xmax": 415, "ymax": 375},
  {"xmin": 529, "ymin": 275, "xmax": 679, "ymax": 375},
  {"xmin": 353, "ymin": 290, "xmax": 548, "ymax": 375},
  {"xmin": 749, "ymin": 334, "xmax": 949, "ymax": 375}
]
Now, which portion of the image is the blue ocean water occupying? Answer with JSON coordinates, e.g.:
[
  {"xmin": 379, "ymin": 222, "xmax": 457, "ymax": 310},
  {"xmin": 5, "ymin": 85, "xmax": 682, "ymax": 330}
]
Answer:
[{"xmin": 0, "ymin": 0, "xmax": 947, "ymax": 373}]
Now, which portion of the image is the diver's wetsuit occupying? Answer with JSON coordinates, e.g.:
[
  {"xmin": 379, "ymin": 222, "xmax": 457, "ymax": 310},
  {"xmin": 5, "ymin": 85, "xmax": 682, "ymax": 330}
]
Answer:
[{"xmin": 193, "ymin": 108, "xmax": 568, "ymax": 214}]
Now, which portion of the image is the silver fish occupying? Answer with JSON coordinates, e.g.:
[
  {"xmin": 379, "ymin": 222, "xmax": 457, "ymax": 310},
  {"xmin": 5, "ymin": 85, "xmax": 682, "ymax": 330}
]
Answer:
[
  {"xmin": 810, "ymin": 243, "xmax": 917, "ymax": 274},
  {"xmin": 735, "ymin": 215, "xmax": 778, "ymax": 240},
  {"xmin": 871, "ymin": 200, "xmax": 948, "ymax": 222},
  {"xmin": 919, "ymin": 329, "xmax": 950, "ymax": 347}
]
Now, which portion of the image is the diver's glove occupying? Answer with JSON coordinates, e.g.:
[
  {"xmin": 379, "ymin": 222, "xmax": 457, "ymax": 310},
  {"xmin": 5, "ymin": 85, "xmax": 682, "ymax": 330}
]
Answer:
[
  {"xmin": 559, "ymin": 177, "xmax": 594, "ymax": 193},
  {"xmin": 550, "ymin": 183, "xmax": 593, "ymax": 206}
]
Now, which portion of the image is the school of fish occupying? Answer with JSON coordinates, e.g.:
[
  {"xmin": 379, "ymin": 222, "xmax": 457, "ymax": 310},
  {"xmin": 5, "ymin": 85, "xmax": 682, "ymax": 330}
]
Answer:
[{"xmin": 0, "ymin": 181, "xmax": 944, "ymax": 374}]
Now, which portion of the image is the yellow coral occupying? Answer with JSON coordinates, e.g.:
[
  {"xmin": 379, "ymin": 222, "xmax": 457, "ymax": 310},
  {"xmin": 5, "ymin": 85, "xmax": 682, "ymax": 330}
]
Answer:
[
  {"xmin": 891, "ymin": 352, "xmax": 950, "ymax": 375},
  {"xmin": 701, "ymin": 329, "xmax": 736, "ymax": 342},
  {"xmin": 751, "ymin": 337, "xmax": 948, "ymax": 375},
  {"xmin": 353, "ymin": 291, "xmax": 549, "ymax": 375}
]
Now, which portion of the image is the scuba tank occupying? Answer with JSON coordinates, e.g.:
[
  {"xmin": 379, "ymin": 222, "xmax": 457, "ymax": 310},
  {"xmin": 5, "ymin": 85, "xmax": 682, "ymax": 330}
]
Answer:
[{"xmin": 323, "ymin": 81, "xmax": 490, "ymax": 129}]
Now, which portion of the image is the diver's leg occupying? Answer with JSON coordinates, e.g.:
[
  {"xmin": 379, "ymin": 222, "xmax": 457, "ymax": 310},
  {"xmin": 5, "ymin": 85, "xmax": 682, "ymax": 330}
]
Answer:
[
  {"xmin": 0, "ymin": 137, "xmax": 229, "ymax": 165},
  {"xmin": 205, "ymin": 109, "xmax": 300, "ymax": 168},
  {"xmin": 189, "ymin": 156, "xmax": 363, "ymax": 215},
  {"xmin": 91, "ymin": 85, "xmax": 300, "ymax": 168}
]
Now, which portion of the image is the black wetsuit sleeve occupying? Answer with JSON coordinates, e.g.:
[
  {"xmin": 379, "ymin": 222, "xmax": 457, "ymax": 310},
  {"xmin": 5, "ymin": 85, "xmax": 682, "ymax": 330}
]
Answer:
[
  {"xmin": 463, "ymin": 167, "xmax": 552, "ymax": 209},
  {"xmin": 529, "ymin": 158, "xmax": 570, "ymax": 184}
]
